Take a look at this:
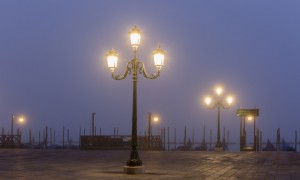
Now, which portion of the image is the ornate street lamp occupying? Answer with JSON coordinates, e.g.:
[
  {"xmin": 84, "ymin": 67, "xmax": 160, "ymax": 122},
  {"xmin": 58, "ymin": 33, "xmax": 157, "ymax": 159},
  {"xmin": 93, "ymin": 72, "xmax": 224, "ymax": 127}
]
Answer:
[
  {"xmin": 204, "ymin": 86, "xmax": 233, "ymax": 151},
  {"xmin": 106, "ymin": 26, "xmax": 165, "ymax": 174}
]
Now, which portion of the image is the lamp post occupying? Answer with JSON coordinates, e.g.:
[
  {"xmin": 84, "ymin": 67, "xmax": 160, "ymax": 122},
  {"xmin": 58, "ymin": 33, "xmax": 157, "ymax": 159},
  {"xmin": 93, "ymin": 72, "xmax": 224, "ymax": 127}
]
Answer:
[
  {"xmin": 147, "ymin": 112, "xmax": 159, "ymax": 149},
  {"xmin": 204, "ymin": 86, "xmax": 233, "ymax": 151},
  {"xmin": 11, "ymin": 114, "xmax": 25, "ymax": 135},
  {"xmin": 11, "ymin": 115, "xmax": 14, "ymax": 136},
  {"xmin": 11, "ymin": 114, "xmax": 25, "ymax": 146},
  {"xmin": 147, "ymin": 112, "xmax": 152, "ymax": 138},
  {"xmin": 106, "ymin": 26, "xmax": 165, "ymax": 174},
  {"xmin": 247, "ymin": 116, "xmax": 257, "ymax": 151},
  {"xmin": 147, "ymin": 112, "xmax": 159, "ymax": 137}
]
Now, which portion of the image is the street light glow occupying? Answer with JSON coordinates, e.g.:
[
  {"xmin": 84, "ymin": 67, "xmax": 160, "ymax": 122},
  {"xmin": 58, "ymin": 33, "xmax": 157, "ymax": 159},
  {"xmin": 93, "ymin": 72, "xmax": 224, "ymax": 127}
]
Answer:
[
  {"xmin": 17, "ymin": 115, "xmax": 26, "ymax": 124},
  {"xmin": 129, "ymin": 26, "xmax": 141, "ymax": 49},
  {"xmin": 106, "ymin": 49, "xmax": 118, "ymax": 72},
  {"xmin": 153, "ymin": 117, "xmax": 159, "ymax": 122},
  {"xmin": 216, "ymin": 87, "xmax": 223, "ymax": 96},
  {"xmin": 227, "ymin": 96, "xmax": 233, "ymax": 105},
  {"xmin": 205, "ymin": 97, "xmax": 212, "ymax": 105},
  {"xmin": 153, "ymin": 46, "xmax": 165, "ymax": 70},
  {"xmin": 247, "ymin": 116, "xmax": 253, "ymax": 121},
  {"xmin": 19, "ymin": 117, "xmax": 24, "ymax": 123}
]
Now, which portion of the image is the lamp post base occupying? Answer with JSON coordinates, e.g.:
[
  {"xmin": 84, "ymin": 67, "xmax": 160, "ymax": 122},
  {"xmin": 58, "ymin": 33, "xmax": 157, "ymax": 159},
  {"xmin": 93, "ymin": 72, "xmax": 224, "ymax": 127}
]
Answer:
[
  {"xmin": 123, "ymin": 166, "xmax": 145, "ymax": 174},
  {"xmin": 215, "ymin": 146, "xmax": 224, "ymax": 151},
  {"xmin": 215, "ymin": 143, "xmax": 224, "ymax": 151}
]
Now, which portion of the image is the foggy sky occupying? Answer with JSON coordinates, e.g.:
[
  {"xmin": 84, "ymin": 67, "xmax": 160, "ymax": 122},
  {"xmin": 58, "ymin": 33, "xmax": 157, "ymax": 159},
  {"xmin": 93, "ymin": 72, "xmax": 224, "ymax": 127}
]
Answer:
[{"xmin": 0, "ymin": 0, "xmax": 300, "ymax": 149}]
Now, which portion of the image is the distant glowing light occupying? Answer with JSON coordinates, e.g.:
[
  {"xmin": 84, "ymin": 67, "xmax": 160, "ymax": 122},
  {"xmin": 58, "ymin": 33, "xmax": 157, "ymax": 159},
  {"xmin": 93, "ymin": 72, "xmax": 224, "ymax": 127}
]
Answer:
[
  {"xmin": 17, "ymin": 116, "xmax": 26, "ymax": 124},
  {"xmin": 205, "ymin": 97, "xmax": 212, "ymax": 105},
  {"xmin": 204, "ymin": 86, "xmax": 235, "ymax": 108},
  {"xmin": 153, "ymin": 117, "xmax": 159, "ymax": 122},
  {"xmin": 227, "ymin": 96, "xmax": 233, "ymax": 105},
  {"xmin": 215, "ymin": 87, "xmax": 223, "ymax": 96}
]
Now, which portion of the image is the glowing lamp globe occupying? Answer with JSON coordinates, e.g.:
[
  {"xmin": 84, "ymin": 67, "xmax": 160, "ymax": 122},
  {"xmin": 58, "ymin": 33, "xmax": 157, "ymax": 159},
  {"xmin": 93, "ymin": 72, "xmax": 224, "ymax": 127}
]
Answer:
[
  {"xmin": 153, "ymin": 46, "xmax": 165, "ymax": 70},
  {"xmin": 106, "ymin": 49, "xmax": 118, "ymax": 72},
  {"xmin": 129, "ymin": 26, "xmax": 141, "ymax": 49}
]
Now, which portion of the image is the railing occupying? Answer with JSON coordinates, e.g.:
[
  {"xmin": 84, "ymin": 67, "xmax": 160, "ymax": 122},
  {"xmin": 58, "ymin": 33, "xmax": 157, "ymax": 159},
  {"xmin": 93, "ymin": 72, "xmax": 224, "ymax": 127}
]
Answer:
[
  {"xmin": 80, "ymin": 135, "xmax": 162, "ymax": 150},
  {"xmin": 0, "ymin": 135, "xmax": 22, "ymax": 148}
]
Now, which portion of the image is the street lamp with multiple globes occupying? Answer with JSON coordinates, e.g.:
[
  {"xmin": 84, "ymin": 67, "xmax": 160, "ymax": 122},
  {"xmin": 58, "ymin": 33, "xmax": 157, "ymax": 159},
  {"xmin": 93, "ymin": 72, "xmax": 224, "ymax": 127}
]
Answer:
[
  {"xmin": 204, "ymin": 86, "xmax": 234, "ymax": 151},
  {"xmin": 106, "ymin": 26, "xmax": 165, "ymax": 173}
]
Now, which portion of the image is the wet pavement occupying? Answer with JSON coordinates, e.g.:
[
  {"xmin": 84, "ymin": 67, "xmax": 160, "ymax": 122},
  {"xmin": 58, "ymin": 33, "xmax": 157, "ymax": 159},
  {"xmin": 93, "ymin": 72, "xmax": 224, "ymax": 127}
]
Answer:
[{"xmin": 0, "ymin": 149, "xmax": 299, "ymax": 179}]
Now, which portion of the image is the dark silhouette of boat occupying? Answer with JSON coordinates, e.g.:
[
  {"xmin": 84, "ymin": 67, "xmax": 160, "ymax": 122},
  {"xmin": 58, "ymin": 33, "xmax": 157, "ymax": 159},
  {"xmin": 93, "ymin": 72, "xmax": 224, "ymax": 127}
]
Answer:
[{"xmin": 263, "ymin": 139, "xmax": 276, "ymax": 151}]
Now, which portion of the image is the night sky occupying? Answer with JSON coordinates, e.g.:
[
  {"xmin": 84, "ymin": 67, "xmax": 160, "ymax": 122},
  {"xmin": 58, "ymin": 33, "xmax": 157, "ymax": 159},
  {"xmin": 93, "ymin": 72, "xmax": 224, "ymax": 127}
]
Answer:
[{"xmin": 0, "ymin": 1, "xmax": 300, "ymax": 150}]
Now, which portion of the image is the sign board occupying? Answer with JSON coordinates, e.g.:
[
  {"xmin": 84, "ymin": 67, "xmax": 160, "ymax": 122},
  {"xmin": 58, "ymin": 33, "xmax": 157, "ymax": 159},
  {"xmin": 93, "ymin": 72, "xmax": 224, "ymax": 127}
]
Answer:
[{"xmin": 236, "ymin": 109, "xmax": 259, "ymax": 117}]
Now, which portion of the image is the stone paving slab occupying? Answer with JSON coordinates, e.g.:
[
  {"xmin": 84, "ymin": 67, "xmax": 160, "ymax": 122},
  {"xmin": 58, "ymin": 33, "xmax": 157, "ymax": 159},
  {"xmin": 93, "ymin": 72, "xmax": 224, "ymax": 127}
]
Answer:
[{"xmin": 0, "ymin": 149, "xmax": 299, "ymax": 179}]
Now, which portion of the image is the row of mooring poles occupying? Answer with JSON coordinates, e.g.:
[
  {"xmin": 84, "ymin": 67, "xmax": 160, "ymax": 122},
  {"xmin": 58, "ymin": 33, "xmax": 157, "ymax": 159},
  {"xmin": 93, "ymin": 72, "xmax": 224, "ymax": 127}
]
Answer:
[
  {"xmin": 4, "ymin": 126, "xmax": 300, "ymax": 152},
  {"xmin": 295, "ymin": 130, "xmax": 298, "ymax": 151},
  {"xmin": 91, "ymin": 112, "xmax": 96, "ymax": 136},
  {"xmin": 275, "ymin": 129, "xmax": 298, "ymax": 151},
  {"xmin": 156, "ymin": 126, "xmax": 230, "ymax": 151},
  {"xmin": 1, "ymin": 125, "xmax": 101, "ymax": 148},
  {"xmin": 90, "ymin": 112, "xmax": 105, "ymax": 136},
  {"xmin": 34, "ymin": 126, "xmax": 72, "ymax": 149}
]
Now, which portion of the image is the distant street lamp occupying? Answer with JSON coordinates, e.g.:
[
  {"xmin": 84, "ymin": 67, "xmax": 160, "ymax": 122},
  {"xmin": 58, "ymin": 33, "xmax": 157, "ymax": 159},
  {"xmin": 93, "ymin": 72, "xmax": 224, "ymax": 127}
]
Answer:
[
  {"xmin": 204, "ymin": 86, "xmax": 233, "ymax": 151},
  {"xmin": 147, "ymin": 112, "xmax": 160, "ymax": 150},
  {"xmin": 106, "ymin": 26, "xmax": 165, "ymax": 174},
  {"xmin": 247, "ymin": 115, "xmax": 257, "ymax": 150},
  {"xmin": 147, "ymin": 112, "xmax": 160, "ymax": 137},
  {"xmin": 11, "ymin": 114, "xmax": 25, "ymax": 136},
  {"xmin": 153, "ymin": 116, "xmax": 159, "ymax": 123},
  {"xmin": 10, "ymin": 114, "xmax": 26, "ymax": 146}
]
